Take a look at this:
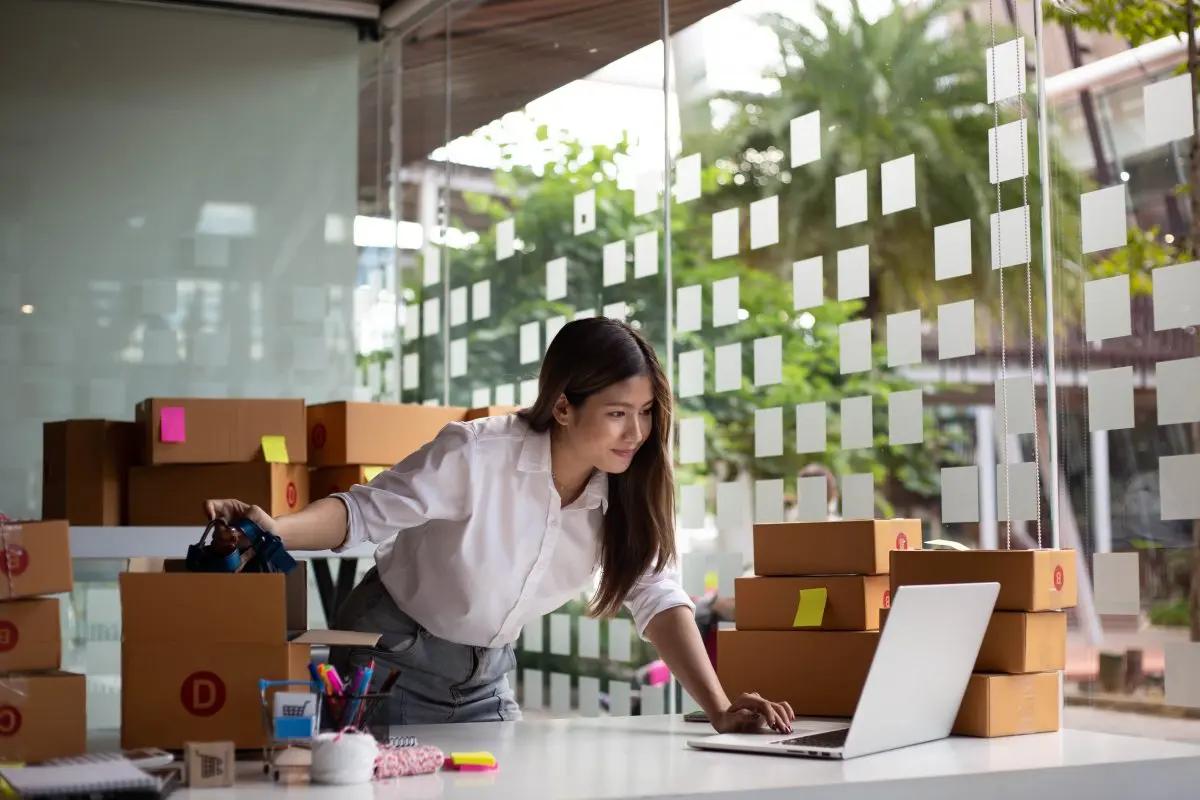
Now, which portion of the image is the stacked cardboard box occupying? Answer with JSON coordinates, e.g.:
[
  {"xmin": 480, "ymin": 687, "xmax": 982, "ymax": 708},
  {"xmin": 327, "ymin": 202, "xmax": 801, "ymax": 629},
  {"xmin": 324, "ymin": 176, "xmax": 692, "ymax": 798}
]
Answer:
[
  {"xmin": 120, "ymin": 561, "xmax": 378, "ymax": 749},
  {"xmin": 128, "ymin": 398, "xmax": 310, "ymax": 524},
  {"xmin": 718, "ymin": 519, "xmax": 922, "ymax": 717},
  {"xmin": 0, "ymin": 520, "xmax": 86, "ymax": 762},
  {"xmin": 42, "ymin": 420, "xmax": 140, "ymax": 525},
  {"xmin": 889, "ymin": 549, "xmax": 1077, "ymax": 737},
  {"xmin": 306, "ymin": 402, "xmax": 467, "ymax": 500}
]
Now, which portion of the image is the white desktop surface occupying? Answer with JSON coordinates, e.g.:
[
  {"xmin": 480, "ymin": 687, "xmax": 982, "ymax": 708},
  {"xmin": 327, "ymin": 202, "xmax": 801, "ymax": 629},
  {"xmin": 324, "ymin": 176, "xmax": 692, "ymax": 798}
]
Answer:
[{"xmin": 169, "ymin": 715, "xmax": 1200, "ymax": 800}]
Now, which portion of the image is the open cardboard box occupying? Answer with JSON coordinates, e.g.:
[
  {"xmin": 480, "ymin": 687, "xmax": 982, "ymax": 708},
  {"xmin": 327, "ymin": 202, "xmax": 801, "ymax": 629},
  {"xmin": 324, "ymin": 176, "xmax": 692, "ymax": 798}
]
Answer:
[{"xmin": 120, "ymin": 561, "xmax": 379, "ymax": 750}]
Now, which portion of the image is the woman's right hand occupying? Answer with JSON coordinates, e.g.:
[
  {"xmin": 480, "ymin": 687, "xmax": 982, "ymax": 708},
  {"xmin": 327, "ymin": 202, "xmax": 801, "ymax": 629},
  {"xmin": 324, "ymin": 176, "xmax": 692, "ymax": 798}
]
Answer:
[{"xmin": 203, "ymin": 498, "xmax": 279, "ymax": 550}]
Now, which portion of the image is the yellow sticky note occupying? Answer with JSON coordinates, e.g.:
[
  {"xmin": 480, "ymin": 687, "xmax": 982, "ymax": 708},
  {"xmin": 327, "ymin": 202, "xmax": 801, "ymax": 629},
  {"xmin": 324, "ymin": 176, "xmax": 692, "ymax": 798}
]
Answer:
[
  {"xmin": 449, "ymin": 751, "xmax": 496, "ymax": 767},
  {"xmin": 363, "ymin": 465, "xmax": 385, "ymax": 482},
  {"xmin": 261, "ymin": 435, "xmax": 289, "ymax": 464},
  {"xmin": 703, "ymin": 570, "xmax": 719, "ymax": 593},
  {"xmin": 792, "ymin": 588, "xmax": 827, "ymax": 628}
]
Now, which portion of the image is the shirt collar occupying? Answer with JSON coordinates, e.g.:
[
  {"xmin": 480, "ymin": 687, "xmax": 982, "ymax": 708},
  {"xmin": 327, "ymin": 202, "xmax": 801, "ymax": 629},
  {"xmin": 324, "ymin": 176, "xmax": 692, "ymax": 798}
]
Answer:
[{"xmin": 517, "ymin": 424, "xmax": 610, "ymax": 513}]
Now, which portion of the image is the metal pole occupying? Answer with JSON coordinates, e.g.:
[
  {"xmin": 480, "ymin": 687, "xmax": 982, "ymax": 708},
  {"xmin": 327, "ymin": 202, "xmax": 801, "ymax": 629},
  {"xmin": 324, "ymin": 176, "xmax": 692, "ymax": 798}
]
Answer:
[
  {"xmin": 661, "ymin": 0, "xmax": 677, "ymax": 718},
  {"xmin": 1033, "ymin": 0, "xmax": 1061, "ymax": 550}
]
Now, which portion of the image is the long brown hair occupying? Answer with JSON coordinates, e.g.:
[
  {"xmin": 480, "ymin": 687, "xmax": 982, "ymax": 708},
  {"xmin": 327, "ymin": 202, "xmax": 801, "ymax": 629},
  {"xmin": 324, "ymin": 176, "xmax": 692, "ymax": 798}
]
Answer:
[{"xmin": 518, "ymin": 318, "xmax": 676, "ymax": 618}]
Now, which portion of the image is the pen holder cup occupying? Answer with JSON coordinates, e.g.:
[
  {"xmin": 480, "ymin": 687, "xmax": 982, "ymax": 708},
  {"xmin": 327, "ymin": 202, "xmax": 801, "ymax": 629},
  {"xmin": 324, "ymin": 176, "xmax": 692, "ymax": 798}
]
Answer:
[{"xmin": 320, "ymin": 692, "xmax": 391, "ymax": 739}]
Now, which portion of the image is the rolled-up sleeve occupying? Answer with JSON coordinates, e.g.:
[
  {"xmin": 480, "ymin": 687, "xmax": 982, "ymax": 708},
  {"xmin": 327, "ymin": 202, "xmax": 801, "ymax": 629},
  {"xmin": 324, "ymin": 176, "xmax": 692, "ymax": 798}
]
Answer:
[
  {"xmin": 331, "ymin": 422, "xmax": 475, "ymax": 551},
  {"xmin": 623, "ymin": 559, "xmax": 695, "ymax": 640}
]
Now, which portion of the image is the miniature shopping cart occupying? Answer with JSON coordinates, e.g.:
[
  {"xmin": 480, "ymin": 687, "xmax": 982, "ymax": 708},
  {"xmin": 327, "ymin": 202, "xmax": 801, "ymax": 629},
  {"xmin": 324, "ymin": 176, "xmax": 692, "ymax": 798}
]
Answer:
[{"xmin": 258, "ymin": 679, "xmax": 323, "ymax": 782}]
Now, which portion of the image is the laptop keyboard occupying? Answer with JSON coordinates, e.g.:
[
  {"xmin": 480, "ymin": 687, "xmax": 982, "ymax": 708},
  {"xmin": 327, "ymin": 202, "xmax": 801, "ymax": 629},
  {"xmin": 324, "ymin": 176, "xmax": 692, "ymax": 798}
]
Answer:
[{"xmin": 778, "ymin": 728, "xmax": 850, "ymax": 749}]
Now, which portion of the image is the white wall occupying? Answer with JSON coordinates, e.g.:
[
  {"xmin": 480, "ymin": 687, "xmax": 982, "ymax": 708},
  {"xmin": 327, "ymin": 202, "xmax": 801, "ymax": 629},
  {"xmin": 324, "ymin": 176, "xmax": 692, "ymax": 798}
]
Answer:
[{"xmin": 0, "ymin": 0, "xmax": 360, "ymax": 517}]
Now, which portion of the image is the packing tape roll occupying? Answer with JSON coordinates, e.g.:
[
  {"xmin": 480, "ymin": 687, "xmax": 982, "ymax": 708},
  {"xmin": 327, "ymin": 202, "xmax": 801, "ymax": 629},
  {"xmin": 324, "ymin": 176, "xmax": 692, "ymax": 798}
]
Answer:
[{"xmin": 310, "ymin": 731, "xmax": 377, "ymax": 785}]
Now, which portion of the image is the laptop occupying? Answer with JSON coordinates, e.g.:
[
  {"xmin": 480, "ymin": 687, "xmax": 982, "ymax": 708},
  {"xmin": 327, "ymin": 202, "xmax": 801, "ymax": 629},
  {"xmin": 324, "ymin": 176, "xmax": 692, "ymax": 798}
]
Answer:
[{"xmin": 687, "ymin": 581, "xmax": 999, "ymax": 760}]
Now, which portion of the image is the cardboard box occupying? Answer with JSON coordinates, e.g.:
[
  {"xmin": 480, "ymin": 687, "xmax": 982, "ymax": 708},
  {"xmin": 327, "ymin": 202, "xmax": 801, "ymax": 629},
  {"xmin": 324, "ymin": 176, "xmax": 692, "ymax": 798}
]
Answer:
[
  {"xmin": 0, "ymin": 598, "xmax": 62, "ymax": 672},
  {"xmin": 717, "ymin": 630, "xmax": 879, "ymax": 718},
  {"xmin": 129, "ymin": 462, "xmax": 309, "ymax": 525},
  {"xmin": 309, "ymin": 465, "xmax": 385, "ymax": 501},
  {"xmin": 0, "ymin": 520, "xmax": 73, "ymax": 600},
  {"xmin": 306, "ymin": 402, "xmax": 467, "ymax": 467},
  {"xmin": 953, "ymin": 671, "xmax": 1060, "ymax": 737},
  {"xmin": 120, "ymin": 563, "xmax": 378, "ymax": 750},
  {"xmin": 0, "ymin": 672, "xmax": 86, "ymax": 763},
  {"xmin": 880, "ymin": 608, "xmax": 1067, "ymax": 674},
  {"xmin": 890, "ymin": 549, "xmax": 1078, "ymax": 612},
  {"xmin": 734, "ymin": 575, "xmax": 890, "ymax": 631},
  {"xmin": 136, "ymin": 398, "xmax": 307, "ymax": 465},
  {"xmin": 185, "ymin": 741, "xmax": 236, "ymax": 787},
  {"xmin": 753, "ymin": 519, "xmax": 922, "ymax": 576},
  {"xmin": 42, "ymin": 420, "xmax": 140, "ymax": 525},
  {"xmin": 464, "ymin": 405, "xmax": 520, "ymax": 421}
]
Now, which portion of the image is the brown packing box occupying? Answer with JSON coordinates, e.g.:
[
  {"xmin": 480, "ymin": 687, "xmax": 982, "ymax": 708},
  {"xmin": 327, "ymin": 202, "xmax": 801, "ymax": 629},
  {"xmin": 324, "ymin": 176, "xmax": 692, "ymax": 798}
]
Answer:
[
  {"xmin": 120, "ymin": 562, "xmax": 379, "ymax": 750},
  {"xmin": 42, "ymin": 420, "xmax": 140, "ymax": 525},
  {"xmin": 754, "ymin": 519, "xmax": 922, "ymax": 576},
  {"xmin": 0, "ymin": 672, "xmax": 86, "ymax": 763},
  {"xmin": 880, "ymin": 607, "xmax": 1067, "ymax": 674},
  {"xmin": 735, "ymin": 575, "xmax": 891, "ymax": 631},
  {"xmin": 890, "ymin": 549, "xmax": 1078, "ymax": 612},
  {"xmin": 953, "ymin": 672, "xmax": 1060, "ymax": 737},
  {"xmin": 0, "ymin": 598, "xmax": 62, "ymax": 672},
  {"xmin": 309, "ymin": 465, "xmax": 385, "ymax": 501},
  {"xmin": 464, "ymin": 405, "xmax": 520, "ymax": 421},
  {"xmin": 718, "ymin": 630, "xmax": 879, "ymax": 718},
  {"xmin": 129, "ymin": 462, "xmax": 309, "ymax": 525},
  {"xmin": 136, "ymin": 398, "xmax": 307, "ymax": 465},
  {"xmin": 306, "ymin": 402, "xmax": 467, "ymax": 467},
  {"xmin": 0, "ymin": 520, "xmax": 73, "ymax": 599}
]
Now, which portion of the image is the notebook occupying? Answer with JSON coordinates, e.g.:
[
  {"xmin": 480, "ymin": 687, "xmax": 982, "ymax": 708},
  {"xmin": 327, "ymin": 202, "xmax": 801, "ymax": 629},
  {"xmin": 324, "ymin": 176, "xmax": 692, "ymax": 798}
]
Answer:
[{"xmin": 0, "ymin": 759, "xmax": 160, "ymax": 797}]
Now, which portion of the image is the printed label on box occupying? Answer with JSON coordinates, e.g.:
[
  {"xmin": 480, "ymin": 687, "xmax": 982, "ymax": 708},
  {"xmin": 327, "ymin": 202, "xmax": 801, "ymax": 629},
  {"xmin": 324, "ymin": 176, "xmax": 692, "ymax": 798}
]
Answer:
[
  {"xmin": 181, "ymin": 671, "xmax": 226, "ymax": 717},
  {"xmin": 1053, "ymin": 565, "xmax": 1064, "ymax": 592},
  {"xmin": 896, "ymin": 532, "xmax": 909, "ymax": 550},
  {"xmin": 882, "ymin": 590, "xmax": 891, "ymax": 609},
  {"xmin": 0, "ymin": 622, "xmax": 17, "ymax": 651},
  {"xmin": 286, "ymin": 483, "xmax": 298, "ymax": 508},
  {"xmin": 0, "ymin": 706, "xmax": 21, "ymax": 736},
  {"xmin": 1, "ymin": 546, "xmax": 28, "ymax": 577},
  {"xmin": 311, "ymin": 423, "xmax": 327, "ymax": 450}
]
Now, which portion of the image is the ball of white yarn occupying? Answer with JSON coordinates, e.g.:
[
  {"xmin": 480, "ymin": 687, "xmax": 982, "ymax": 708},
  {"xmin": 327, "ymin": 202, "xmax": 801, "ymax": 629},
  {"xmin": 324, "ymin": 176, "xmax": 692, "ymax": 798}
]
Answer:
[{"xmin": 310, "ymin": 731, "xmax": 378, "ymax": 785}]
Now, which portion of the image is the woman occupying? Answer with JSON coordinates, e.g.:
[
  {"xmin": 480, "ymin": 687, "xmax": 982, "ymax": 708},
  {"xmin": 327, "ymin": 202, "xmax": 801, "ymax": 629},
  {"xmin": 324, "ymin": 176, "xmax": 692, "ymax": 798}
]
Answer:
[{"xmin": 205, "ymin": 318, "xmax": 794, "ymax": 734}]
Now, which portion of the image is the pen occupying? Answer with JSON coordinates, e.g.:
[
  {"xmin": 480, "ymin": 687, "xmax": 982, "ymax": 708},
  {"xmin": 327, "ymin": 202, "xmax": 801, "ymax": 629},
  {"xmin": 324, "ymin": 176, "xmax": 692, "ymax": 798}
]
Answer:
[{"xmin": 326, "ymin": 665, "xmax": 345, "ymax": 696}]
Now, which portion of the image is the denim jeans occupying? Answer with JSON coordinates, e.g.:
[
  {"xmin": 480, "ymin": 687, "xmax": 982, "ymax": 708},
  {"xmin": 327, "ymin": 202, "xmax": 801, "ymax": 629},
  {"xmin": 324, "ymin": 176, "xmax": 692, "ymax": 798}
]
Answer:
[{"xmin": 329, "ymin": 567, "xmax": 521, "ymax": 725}]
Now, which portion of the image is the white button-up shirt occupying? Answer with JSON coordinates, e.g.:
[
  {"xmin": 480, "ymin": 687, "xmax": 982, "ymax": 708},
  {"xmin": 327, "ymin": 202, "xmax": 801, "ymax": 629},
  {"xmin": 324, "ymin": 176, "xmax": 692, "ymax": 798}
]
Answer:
[{"xmin": 333, "ymin": 414, "xmax": 693, "ymax": 648}]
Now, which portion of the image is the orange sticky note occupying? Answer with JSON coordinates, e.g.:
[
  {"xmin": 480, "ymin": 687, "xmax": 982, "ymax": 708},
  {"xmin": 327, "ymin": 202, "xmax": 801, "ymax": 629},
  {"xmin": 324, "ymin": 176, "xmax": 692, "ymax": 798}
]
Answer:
[
  {"xmin": 792, "ymin": 588, "xmax": 827, "ymax": 628},
  {"xmin": 261, "ymin": 435, "xmax": 289, "ymax": 464}
]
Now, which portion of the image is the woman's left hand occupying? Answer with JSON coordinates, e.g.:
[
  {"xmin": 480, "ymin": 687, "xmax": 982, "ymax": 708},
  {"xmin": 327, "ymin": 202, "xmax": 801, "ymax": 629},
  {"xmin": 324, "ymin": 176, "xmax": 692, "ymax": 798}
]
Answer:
[{"xmin": 710, "ymin": 692, "xmax": 795, "ymax": 734}]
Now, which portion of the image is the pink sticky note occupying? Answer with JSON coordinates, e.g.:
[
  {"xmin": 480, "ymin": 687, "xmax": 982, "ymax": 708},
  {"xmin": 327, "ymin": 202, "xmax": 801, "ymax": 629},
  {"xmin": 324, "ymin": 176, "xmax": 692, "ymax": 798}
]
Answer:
[{"xmin": 160, "ymin": 406, "xmax": 186, "ymax": 443}]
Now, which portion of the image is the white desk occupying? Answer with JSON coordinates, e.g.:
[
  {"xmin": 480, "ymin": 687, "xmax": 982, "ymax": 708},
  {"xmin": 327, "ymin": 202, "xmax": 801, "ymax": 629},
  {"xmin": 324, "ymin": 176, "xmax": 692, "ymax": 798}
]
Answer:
[
  {"xmin": 70, "ymin": 527, "xmax": 376, "ymax": 560},
  {"xmin": 174, "ymin": 715, "xmax": 1200, "ymax": 799}
]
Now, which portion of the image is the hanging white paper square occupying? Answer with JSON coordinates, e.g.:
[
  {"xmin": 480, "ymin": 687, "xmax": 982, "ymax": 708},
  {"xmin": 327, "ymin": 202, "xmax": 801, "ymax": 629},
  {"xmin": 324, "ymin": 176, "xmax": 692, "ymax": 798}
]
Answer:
[
  {"xmin": 634, "ymin": 230, "xmax": 658, "ymax": 278},
  {"xmin": 796, "ymin": 475, "xmax": 829, "ymax": 521},
  {"xmin": 519, "ymin": 379, "xmax": 538, "ymax": 407},
  {"xmin": 402, "ymin": 353, "xmax": 419, "ymax": 390},
  {"xmin": 403, "ymin": 302, "xmax": 420, "ymax": 342},
  {"xmin": 449, "ymin": 338, "xmax": 468, "ymax": 378},
  {"xmin": 755, "ymin": 407, "xmax": 784, "ymax": 458},
  {"xmin": 935, "ymin": 219, "xmax": 972, "ymax": 280},
  {"xmin": 1085, "ymin": 274, "xmax": 1131, "ymax": 341},
  {"xmin": 880, "ymin": 154, "xmax": 916, "ymax": 214},
  {"xmin": 450, "ymin": 286, "xmax": 468, "ymax": 327},
  {"xmin": 837, "ymin": 245, "xmax": 870, "ymax": 301},
  {"xmin": 996, "ymin": 462, "xmax": 1038, "ymax": 522},
  {"xmin": 986, "ymin": 37, "xmax": 1025, "ymax": 104},
  {"xmin": 471, "ymin": 387, "xmax": 491, "ymax": 407},
  {"xmin": 678, "ymin": 417, "xmax": 705, "ymax": 465},
  {"xmin": 1152, "ymin": 261, "xmax": 1200, "ymax": 332},
  {"xmin": 841, "ymin": 474, "xmax": 875, "ymax": 519},
  {"xmin": 995, "ymin": 373, "xmax": 1036, "ymax": 436},
  {"xmin": 421, "ymin": 297, "xmax": 440, "ymax": 337},
  {"xmin": 887, "ymin": 310, "xmax": 922, "ymax": 367},
  {"xmin": 603, "ymin": 240, "xmax": 627, "ymax": 287},
  {"xmin": 1081, "ymin": 185, "xmax": 1128, "ymax": 253},
  {"xmin": 793, "ymin": 256, "xmax": 823, "ymax": 310},
  {"xmin": 712, "ymin": 208, "xmax": 739, "ymax": 259},
  {"xmin": 677, "ymin": 349, "xmax": 704, "ymax": 399},
  {"xmin": 1157, "ymin": 356, "xmax": 1200, "ymax": 426},
  {"xmin": 680, "ymin": 483, "xmax": 706, "ymax": 529},
  {"xmin": 713, "ymin": 276, "xmax": 740, "ymax": 328},
  {"xmin": 603, "ymin": 301, "xmax": 628, "ymax": 322},
  {"xmin": 750, "ymin": 195, "xmax": 780, "ymax": 249},
  {"xmin": 1161, "ymin": 454, "xmax": 1200, "ymax": 520},
  {"xmin": 676, "ymin": 284, "xmax": 702, "ymax": 333},
  {"xmin": 495, "ymin": 384, "xmax": 516, "ymax": 405},
  {"xmin": 888, "ymin": 389, "xmax": 924, "ymax": 445},
  {"xmin": 836, "ymin": 170, "xmax": 868, "ymax": 228},
  {"xmin": 990, "ymin": 206, "xmax": 1031, "ymax": 269},
  {"xmin": 634, "ymin": 171, "xmax": 661, "ymax": 217},
  {"xmin": 790, "ymin": 110, "xmax": 821, "ymax": 168},
  {"xmin": 1144, "ymin": 73, "xmax": 1196, "ymax": 149},
  {"xmin": 795, "ymin": 402, "xmax": 827, "ymax": 454},
  {"xmin": 716, "ymin": 481, "xmax": 751, "ymax": 533},
  {"xmin": 988, "ymin": 120, "xmax": 1028, "ymax": 184},
  {"xmin": 941, "ymin": 466, "xmax": 981, "ymax": 523},
  {"xmin": 546, "ymin": 257, "xmax": 568, "ymax": 300},
  {"xmin": 1088, "ymin": 366, "xmax": 1135, "ymax": 432},
  {"xmin": 840, "ymin": 395, "xmax": 873, "ymax": 450},
  {"xmin": 574, "ymin": 308, "xmax": 596, "ymax": 321},
  {"xmin": 472, "ymin": 280, "xmax": 491, "ymax": 321},
  {"xmin": 753, "ymin": 335, "xmax": 783, "ymax": 387},
  {"xmin": 1165, "ymin": 643, "xmax": 1200, "ymax": 709},
  {"xmin": 674, "ymin": 153, "xmax": 702, "ymax": 203},
  {"xmin": 839, "ymin": 319, "xmax": 872, "ymax": 375},
  {"xmin": 1093, "ymin": 552, "xmax": 1140, "ymax": 616},
  {"xmin": 608, "ymin": 618, "xmax": 633, "ymax": 662},
  {"xmin": 715, "ymin": 343, "xmax": 742, "ymax": 393},
  {"xmin": 519, "ymin": 322, "xmax": 540, "ymax": 364},
  {"xmin": 422, "ymin": 246, "xmax": 441, "ymax": 288},
  {"xmin": 497, "ymin": 218, "xmax": 515, "ymax": 260},
  {"xmin": 938, "ymin": 300, "xmax": 976, "ymax": 359},
  {"xmin": 755, "ymin": 479, "xmax": 785, "ymax": 524},
  {"xmin": 574, "ymin": 189, "xmax": 596, "ymax": 235},
  {"xmin": 545, "ymin": 315, "xmax": 566, "ymax": 350}
]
